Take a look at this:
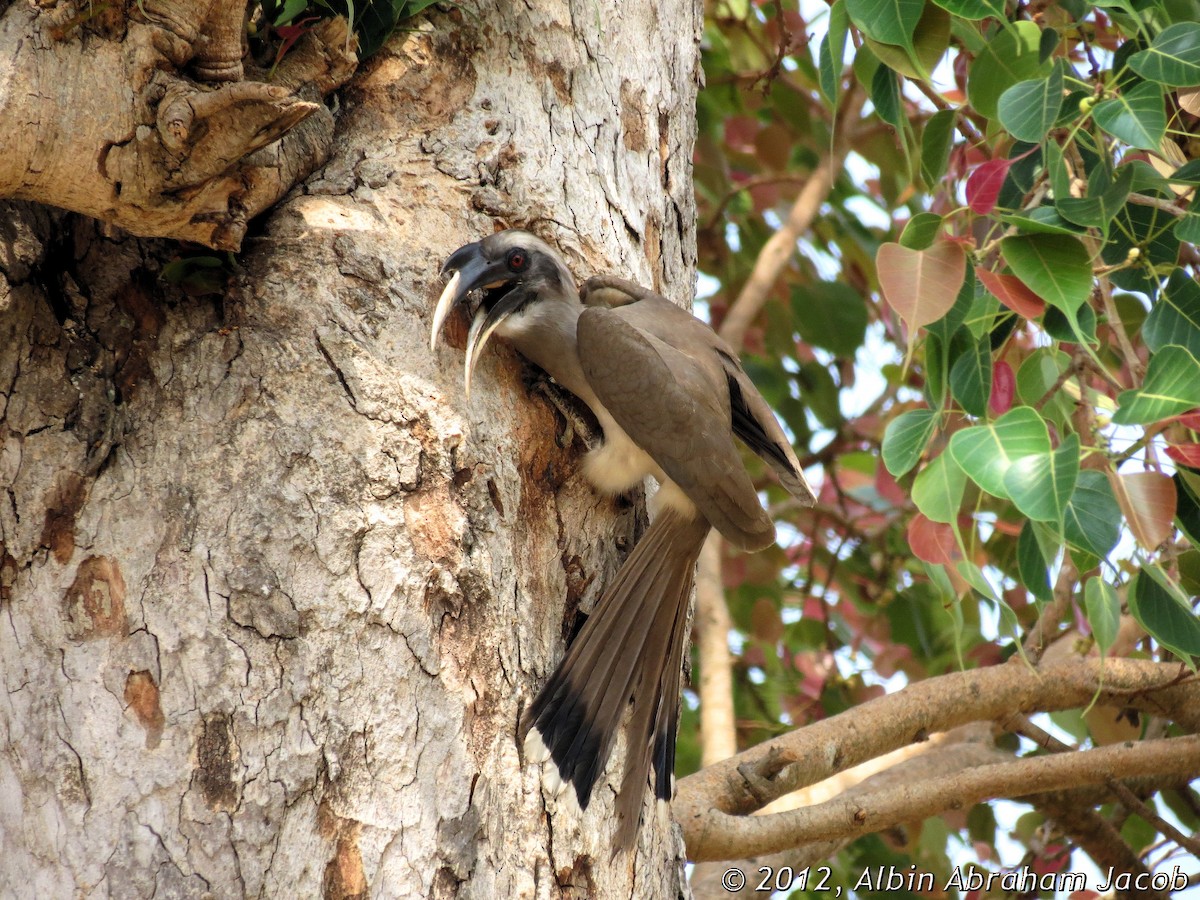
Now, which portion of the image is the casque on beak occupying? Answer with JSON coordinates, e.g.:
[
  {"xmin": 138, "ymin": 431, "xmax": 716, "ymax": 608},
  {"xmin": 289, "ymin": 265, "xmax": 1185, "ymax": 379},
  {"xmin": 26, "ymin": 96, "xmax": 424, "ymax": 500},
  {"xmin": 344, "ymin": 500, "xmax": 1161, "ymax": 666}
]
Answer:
[{"xmin": 431, "ymin": 240, "xmax": 526, "ymax": 400}]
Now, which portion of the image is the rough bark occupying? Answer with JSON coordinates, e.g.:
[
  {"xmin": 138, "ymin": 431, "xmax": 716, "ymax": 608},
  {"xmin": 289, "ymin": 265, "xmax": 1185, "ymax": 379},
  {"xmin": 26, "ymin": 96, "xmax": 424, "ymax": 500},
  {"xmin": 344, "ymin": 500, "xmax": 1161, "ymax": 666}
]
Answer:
[
  {"xmin": 0, "ymin": 1, "xmax": 355, "ymax": 249},
  {"xmin": 0, "ymin": 2, "xmax": 701, "ymax": 897}
]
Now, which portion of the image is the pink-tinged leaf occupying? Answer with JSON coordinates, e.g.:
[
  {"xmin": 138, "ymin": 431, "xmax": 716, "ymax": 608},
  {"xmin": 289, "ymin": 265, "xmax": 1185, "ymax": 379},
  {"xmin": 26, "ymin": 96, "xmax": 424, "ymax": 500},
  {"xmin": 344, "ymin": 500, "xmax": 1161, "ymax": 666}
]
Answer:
[
  {"xmin": 878, "ymin": 241, "xmax": 967, "ymax": 332},
  {"xmin": 273, "ymin": 16, "xmax": 321, "ymax": 65},
  {"xmin": 977, "ymin": 268, "xmax": 1046, "ymax": 318},
  {"xmin": 990, "ymin": 360, "xmax": 1015, "ymax": 415},
  {"xmin": 966, "ymin": 158, "xmax": 1012, "ymax": 214},
  {"xmin": 1177, "ymin": 410, "xmax": 1200, "ymax": 431},
  {"xmin": 723, "ymin": 116, "xmax": 760, "ymax": 152},
  {"xmin": 875, "ymin": 464, "xmax": 907, "ymax": 507},
  {"xmin": 1166, "ymin": 444, "xmax": 1200, "ymax": 468},
  {"xmin": 907, "ymin": 513, "xmax": 963, "ymax": 566},
  {"xmin": 1109, "ymin": 470, "xmax": 1177, "ymax": 550}
]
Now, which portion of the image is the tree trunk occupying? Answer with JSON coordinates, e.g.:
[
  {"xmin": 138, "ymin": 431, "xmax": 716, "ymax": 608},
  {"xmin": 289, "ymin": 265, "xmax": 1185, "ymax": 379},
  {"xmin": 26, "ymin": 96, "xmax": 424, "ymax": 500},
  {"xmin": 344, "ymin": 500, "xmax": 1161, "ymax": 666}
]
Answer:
[{"xmin": 0, "ymin": 3, "xmax": 700, "ymax": 897}]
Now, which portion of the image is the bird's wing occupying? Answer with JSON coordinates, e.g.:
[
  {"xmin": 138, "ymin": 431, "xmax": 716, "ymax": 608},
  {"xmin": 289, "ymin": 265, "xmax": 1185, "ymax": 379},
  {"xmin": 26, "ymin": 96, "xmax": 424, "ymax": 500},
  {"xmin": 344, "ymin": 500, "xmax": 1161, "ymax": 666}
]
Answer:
[
  {"xmin": 577, "ymin": 304, "xmax": 774, "ymax": 550},
  {"xmin": 587, "ymin": 287, "xmax": 817, "ymax": 506}
]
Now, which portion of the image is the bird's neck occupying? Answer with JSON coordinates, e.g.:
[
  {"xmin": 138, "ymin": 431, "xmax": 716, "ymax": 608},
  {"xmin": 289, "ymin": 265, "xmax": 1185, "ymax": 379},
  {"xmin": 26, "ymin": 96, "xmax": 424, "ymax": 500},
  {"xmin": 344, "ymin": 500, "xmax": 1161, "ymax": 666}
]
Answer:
[{"xmin": 495, "ymin": 298, "xmax": 602, "ymax": 413}]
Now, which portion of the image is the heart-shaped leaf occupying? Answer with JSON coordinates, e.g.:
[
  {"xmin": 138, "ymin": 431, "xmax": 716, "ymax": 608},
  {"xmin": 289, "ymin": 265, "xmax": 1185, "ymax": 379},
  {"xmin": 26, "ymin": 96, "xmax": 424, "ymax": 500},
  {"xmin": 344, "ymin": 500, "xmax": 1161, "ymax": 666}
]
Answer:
[
  {"xmin": 1084, "ymin": 578, "xmax": 1120, "ymax": 655},
  {"xmin": 1002, "ymin": 234, "xmax": 1093, "ymax": 323},
  {"xmin": 1110, "ymin": 470, "xmax": 1177, "ymax": 550},
  {"xmin": 949, "ymin": 406, "xmax": 1050, "ymax": 499},
  {"xmin": 1113, "ymin": 345, "xmax": 1200, "ymax": 425},
  {"xmin": 913, "ymin": 451, "xmax": 967, "ymax": 524},
  {"xmin": 1143, "ymin": 268, "xmax": 1200, "ymax": 358},
  {"xmin": 1003, "ymin": 433, "xmax": 1080, "ymax": 524},
  {"xmin": 1129, "ymin": 569, "xmax": 1200, "ymax": 663},
  {"xmin": 1092, "ymin": 81, "xmax": 1167, "ymax": 151},
  {"xmin": 998, "ymin": 65, "xmax": 1064, "ymax": 143},
  {"xmin": 882, "ymin": 408, "xmax": 938, "ymax": 476},
  {"xmin": 1063, "ymin": 470, "xmax": 1121, "ymax": 559},
  {"xmin": 878, "ymin": 241, "xmax": 968, "ymax": 332},
  {"xmin": 1129, "ymin": 23, "xmax": 1200, "ymax": 87}
]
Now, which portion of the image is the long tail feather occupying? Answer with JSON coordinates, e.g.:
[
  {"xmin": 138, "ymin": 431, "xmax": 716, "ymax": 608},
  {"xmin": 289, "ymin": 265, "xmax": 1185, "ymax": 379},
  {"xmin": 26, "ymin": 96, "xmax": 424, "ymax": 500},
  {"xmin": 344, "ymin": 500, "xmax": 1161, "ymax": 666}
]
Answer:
[{"xmin": 520, "ymin": 508, "xmax": 710, "ymax": 848}]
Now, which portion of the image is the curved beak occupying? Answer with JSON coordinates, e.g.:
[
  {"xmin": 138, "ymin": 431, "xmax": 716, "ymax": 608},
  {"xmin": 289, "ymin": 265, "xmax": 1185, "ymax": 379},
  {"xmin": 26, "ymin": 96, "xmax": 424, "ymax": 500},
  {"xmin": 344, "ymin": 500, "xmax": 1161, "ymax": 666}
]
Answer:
[
  {"xmin": 463, "ymin": 289, "xmax": 527, "ymax": 401},
  {"xmin": 430, "ymin": 241, "xmax": 509, "ymax": 351}
]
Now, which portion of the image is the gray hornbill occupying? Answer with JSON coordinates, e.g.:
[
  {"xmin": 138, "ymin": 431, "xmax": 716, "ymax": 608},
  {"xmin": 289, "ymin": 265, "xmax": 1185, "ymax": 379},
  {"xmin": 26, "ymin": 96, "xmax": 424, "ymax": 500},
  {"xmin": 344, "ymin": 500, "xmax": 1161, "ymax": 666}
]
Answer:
[{"xmin": 430, "ymin": 229, "xmax": 816, "ymax": 848}]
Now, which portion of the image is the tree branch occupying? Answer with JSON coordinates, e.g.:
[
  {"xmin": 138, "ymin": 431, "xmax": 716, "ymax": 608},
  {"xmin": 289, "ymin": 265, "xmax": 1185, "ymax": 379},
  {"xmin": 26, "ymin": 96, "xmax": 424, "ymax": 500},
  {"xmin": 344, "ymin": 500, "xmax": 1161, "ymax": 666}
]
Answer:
[
  {"xmin": 676, "ymin": 657, "xmax": 1200, "ymax": 860},
  {"xmin": 685, "ymin": 732, "xmax": 1199, "ymax": 861},
  {"xmin": 696, "ymin": 532, "xmax": 737, "ymax": 766}
]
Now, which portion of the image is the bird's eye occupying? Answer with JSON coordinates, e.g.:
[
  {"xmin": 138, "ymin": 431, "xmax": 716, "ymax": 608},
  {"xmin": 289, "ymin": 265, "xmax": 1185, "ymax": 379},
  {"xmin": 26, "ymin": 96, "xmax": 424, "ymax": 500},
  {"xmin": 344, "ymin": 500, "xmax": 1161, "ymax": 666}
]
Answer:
[{"xmin": 507, "ymin": 249, "xmax": 528, "ymax": 272}]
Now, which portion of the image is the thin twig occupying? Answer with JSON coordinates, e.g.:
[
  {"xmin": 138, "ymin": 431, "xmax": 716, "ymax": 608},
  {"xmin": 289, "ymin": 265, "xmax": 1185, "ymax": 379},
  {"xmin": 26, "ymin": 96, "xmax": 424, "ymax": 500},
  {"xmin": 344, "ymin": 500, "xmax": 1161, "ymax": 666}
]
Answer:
[
  {"xmin": 910, "ymin": 78, "xmax": 985, "ymax": 148},
  {"xmin": 1105, "ymin": 777, "xmax": 1200, "ymax": 859}
]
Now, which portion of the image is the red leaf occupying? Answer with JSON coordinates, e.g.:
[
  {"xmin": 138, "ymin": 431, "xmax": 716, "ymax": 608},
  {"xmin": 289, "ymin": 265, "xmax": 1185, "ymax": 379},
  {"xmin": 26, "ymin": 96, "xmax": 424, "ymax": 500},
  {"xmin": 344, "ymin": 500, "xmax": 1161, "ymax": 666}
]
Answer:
[
  {"xmin": 1166, "ymin": 444, "xmax": 1200, "ymax": 469},
  {"xmin": 966, "ymin": 158, "xmax": 1012, "ymax": 214},
  {"xmin": 875, "ymin": 464, "xmax": 907, "ymax": 507},
  {"xmin": 990, "ymin": 360, "xmax": 1015, "ymax": 415},
  {"xmin": 1177, "ymin": 410, "xmax": 1200, "ymax": 431},
  {"xmin": 723, "ymin": 116, "xmax": 759, "ymax": 152},
  {"xmin": 978, "ymin": 268, "xmax": 1046, "ymax": 318},
  {"xmin": 1109, "ymin": 470, "xmax": 1177, "ymax": 550},
  {"xmin": 878, "ymin": 241, "xmax": 967, "ymax": 332},
  {"xmin": 907, "ymin": 514, "xmax": 963, "ymax": 566}
]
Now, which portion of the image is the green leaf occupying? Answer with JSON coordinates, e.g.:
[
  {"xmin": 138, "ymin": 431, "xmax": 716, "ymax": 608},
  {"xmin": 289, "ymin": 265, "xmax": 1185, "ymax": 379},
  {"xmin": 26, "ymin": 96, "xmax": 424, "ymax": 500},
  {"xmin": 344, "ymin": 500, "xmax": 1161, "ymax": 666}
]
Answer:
[
  {"xmin": 1084, "ymin": 578, "xmax": 1121, "ymax": 655},
  {"xmin": 1017, "ymin": 520, "xmax": 1053, "ymax": 602},
  {"xmin": 1102, "ymin": 194, "xmax": 1181, "ymax": 299},
  {"xmin": 1063, "ymin": 470, "xmax": 1122, "ymax": 558},
  {"xmin": 997, "ymin": 208, "xmax": 1085, "ymax": 236},
  {"xmin": 1175, "ymin": 211, "xmax": 1200, "ymax": 243},
  {"xmin": 1045, "ymin": 140, "xmax": 1072, "ymax": 202},
  {"xmin": 1056, "ymin": 165, "xmax": 1135, "ymax": 234},
  {"xmin": 791, "ymin": 282, "xmax": 869, "ymax": 357},
  {"xmin": 1001, "ymin": 234, "xmax": 1093, "ymax": 321},
  {"xmin": 1128, "ymin": 23, "xmax": 1200, "ymax": 87},
  {"xmin": 1113, "ymin": 344, "xmax": 1200, "ymax": 425},
  {"xmin": 1143, "ymin": 268, "xmax": 1200, "ymax": 358},
  {"xmin": 997, "ymin": 65, "xmax": 1064, "ymax": 143},
  {"xmin": 845, "ymin": 0, "xmax": 924, "ymax": 50},
  {"xmin": 1016, "ymin": 348, "xmax": 1073, "ymax": 426},
  {"xmin": 913, "ymin": 451, "xmax": 967, "ymax": 524},
  {"xmin": 920, "ymin": 109, "xmax": 957, "ymax": 186},
  {"xmin": 820, "ymin": 1, "xmax": 850, "ymax": 105},
  {"xmin": 1092, "ymin": 81, "xmax": 1167, "ymax": 151},
  {"xmin": 1168, "ymin": 159, "xmax": 1200, "ymax": 185},
  {"xmin": 883, "ymin": 408, "xmax": 938, "ymax": 476},
  {"xmin": 868, "ymin": 3, "xmax": 951, "ymax": 79},
  {"xmin": 1129, "ymin": 569, "xmax": 1200, "ymax": 662},
  {"xmin": 871, "ymin": 64, "xmax": 904, "ymax": 128},
  {"xmin": 1176, "ymin": 473, "xmax": 1200, "ymax": 546},
  {"xmin": 949, "ymin": 332, "xmax": 992, "ymax": 416},
  {"xmin": 1003, "ymin": 433, "xmax": 1080, "ymax": 524},
  {"xmin": 968, "ymin": 22, "xmax": 1053, "ymax": 121},
  {"xmin": 931, "ymin": 0, "xmax": 1005, "ymax": 21},
  {"xmin": 900, "ymin": 213, "xmax": 944, "ymax": 250},
  {"xmin": 948, "ymin": 406, "xmax": 1051, "ymax": 499}
]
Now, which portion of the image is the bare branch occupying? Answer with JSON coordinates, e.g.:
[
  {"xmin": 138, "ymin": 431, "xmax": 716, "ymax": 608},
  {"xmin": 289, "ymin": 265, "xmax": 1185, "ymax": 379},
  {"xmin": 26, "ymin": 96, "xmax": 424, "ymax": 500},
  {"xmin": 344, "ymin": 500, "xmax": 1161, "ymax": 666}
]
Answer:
[
  {"xmin": 696, "ymin": 533, "xmax": 737, "ymax": 766},
  {"xmin": 677, "ymin": 657, "xmax": 1200, "ymax": 860}
]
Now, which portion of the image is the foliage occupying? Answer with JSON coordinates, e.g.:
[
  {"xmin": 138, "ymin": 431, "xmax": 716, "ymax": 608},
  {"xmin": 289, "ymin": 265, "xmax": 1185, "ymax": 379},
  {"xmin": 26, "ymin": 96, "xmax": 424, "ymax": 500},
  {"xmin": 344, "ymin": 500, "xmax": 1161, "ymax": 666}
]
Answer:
[
  {"xmin": 692, "ymin": 0, "xmax": 1200, "ymax": 887},
  {"xmin": 252, "ymin": 0, "xmax": 438, "ymax": 63}
]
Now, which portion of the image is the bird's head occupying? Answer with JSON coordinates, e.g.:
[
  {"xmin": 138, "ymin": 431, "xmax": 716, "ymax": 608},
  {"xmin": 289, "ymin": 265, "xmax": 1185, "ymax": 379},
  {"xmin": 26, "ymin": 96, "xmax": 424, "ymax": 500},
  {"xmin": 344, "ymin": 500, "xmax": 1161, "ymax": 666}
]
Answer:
[{"xmin": 431, "ymin": 229, "xmax": 577, "ymax": 397}]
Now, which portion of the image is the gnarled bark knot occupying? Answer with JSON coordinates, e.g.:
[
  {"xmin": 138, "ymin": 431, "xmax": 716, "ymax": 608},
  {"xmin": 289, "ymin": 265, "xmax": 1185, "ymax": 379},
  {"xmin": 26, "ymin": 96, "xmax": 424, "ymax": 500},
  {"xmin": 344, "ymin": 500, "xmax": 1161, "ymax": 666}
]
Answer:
[{"xmin": 0, "ymin": 1, "xmax": 359, "ymax": 249}]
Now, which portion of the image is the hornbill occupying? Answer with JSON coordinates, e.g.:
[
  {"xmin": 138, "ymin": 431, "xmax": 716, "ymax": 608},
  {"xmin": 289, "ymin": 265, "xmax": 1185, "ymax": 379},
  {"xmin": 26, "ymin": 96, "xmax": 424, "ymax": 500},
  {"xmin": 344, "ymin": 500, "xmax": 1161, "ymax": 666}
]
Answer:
[{"xmin": 430, "ymin": 229, "xmax": 816, "ymax": 848}]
